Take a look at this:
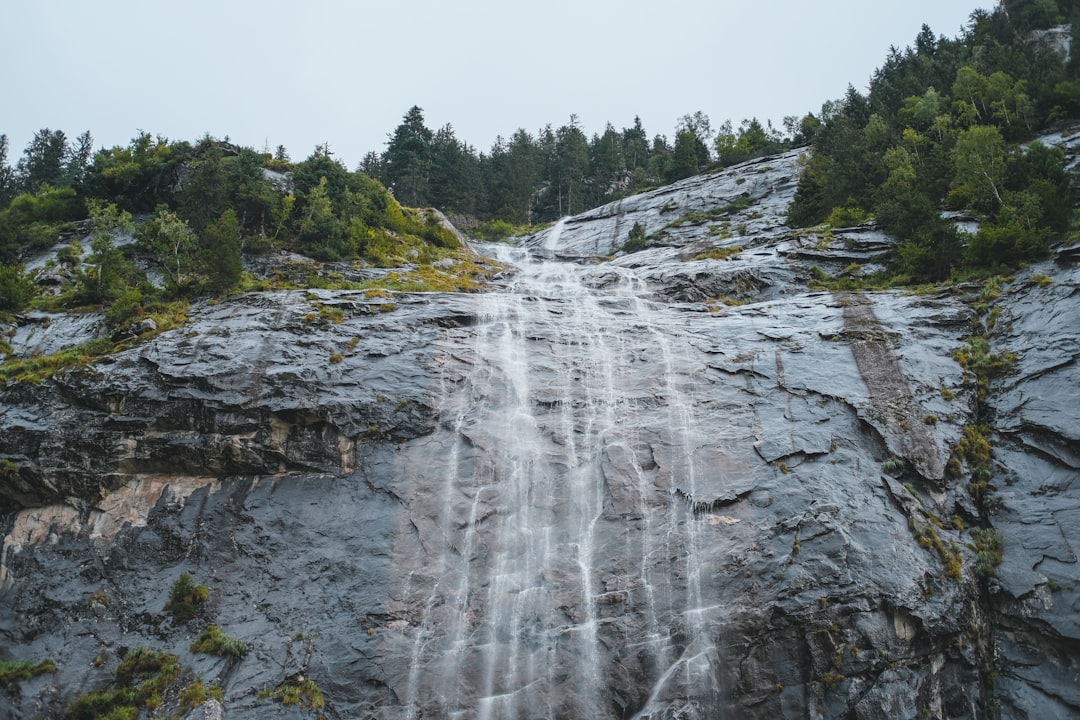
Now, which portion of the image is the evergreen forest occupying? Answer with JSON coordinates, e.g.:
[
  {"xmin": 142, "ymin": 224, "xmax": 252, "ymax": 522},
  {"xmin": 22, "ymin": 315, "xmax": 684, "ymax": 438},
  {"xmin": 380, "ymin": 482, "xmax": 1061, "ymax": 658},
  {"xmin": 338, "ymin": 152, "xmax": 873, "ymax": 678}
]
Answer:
[{"xmin": 0, "ymin": 0, "xmax": 1078, "ymax": 326}]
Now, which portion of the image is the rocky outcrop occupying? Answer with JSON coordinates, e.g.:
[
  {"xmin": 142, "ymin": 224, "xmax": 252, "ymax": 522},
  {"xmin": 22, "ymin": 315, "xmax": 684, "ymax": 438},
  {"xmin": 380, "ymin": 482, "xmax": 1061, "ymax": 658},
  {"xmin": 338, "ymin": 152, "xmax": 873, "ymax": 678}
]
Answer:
[{"xmin": 1, "ymin": 135, "xmax": 1078, "ymax": 719}]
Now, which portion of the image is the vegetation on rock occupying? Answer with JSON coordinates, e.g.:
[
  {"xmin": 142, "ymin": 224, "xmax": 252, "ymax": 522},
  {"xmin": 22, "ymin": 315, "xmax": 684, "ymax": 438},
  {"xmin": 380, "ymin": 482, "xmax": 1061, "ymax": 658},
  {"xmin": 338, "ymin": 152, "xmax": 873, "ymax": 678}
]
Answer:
[
  {"xmin": 787, "ymin": 3, "xmax": 1079, "ymax": 281},
  {"xmin": 163, "ymin": 573, "xmax": 208, "ymax": 623}
]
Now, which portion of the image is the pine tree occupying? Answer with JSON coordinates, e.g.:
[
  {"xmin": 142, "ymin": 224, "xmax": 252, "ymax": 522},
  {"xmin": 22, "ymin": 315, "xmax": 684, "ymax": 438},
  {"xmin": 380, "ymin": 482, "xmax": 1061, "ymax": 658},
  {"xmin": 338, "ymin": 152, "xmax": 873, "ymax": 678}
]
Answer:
[
  {"xmin": 382, "ymin": 106, "xmax": 433, "ymax": 207},
  {"xmin": 16, "ymin": 128, "xmax": 68, "ymax": 193}
]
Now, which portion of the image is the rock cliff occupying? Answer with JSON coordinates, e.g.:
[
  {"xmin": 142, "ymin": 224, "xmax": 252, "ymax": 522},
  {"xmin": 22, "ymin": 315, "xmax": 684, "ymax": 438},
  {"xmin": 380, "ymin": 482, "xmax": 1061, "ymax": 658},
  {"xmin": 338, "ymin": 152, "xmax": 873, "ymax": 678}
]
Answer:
[{"xmin": 1, "ymin": 134, "xmax": 1078, "ymax": 719}]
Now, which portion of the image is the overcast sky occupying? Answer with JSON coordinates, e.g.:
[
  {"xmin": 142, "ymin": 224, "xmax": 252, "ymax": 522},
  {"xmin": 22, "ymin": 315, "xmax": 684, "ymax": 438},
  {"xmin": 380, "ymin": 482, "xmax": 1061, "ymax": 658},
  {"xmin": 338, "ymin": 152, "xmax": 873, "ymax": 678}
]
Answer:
[{"xmin": 4, "ymin": 0, "xmax": 990, "ymax": 169}]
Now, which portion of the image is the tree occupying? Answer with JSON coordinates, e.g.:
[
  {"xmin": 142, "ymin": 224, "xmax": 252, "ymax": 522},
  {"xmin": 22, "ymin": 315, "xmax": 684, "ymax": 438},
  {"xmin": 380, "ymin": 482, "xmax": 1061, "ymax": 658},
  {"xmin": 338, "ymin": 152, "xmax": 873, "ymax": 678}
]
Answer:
[
  {"xmin": 66, "ymin": 131, "xmax": 94, "ymax": 186},
  {"xmin": 359, "ymin": 151, "xmax": 382, "ymax": 180},
  {"xmin": 551, "ymin": 119, "xmax": 590, "ymax": 216},
  {"xmin": 428, "ymin": 124, "xmax": 480, "ymax": 215},
  {"xmin": 0, "ymin": 263, "xmax": 35, "ymax": 311},
  {"xmin": 200, "ymin": 209, "xmax": 242, "ymax": 294},
  {"xmin": 952, "ymin": 125, "xmax": 1006, "ymax": 213},
  {"xmin": 296, "ymin": 176, "xmax": 348, "ymax": 259},
  {"xmin": 75, "ymin": 200, "xmax": 138, "ymax": 304},
  {"xmin": 82, "ymin": 132, "xmax": 188, "ymax": 212},
  {"xmin": 0, "ymin": 135, "xmax": 15, "ymax": 208},
  {"xmin": 589, "ymin": 123, "xmax": 627, "ymax": 204},
  {"xmin": 621, "ymin": 116, "xmax": 650, "ymax": 172},
  {"xmin": 484, "ymin": 129, "xmax": 542, "ymax": 223},
  {"xmin": 16, "ymin": 129, "xmax": 68, "ymax": 194},
  {"xmin": 676, "ymin": 111, "xmax": 713, "ymax": 149},
  {"xmin": 382, "ymin": 106, "xmax": 433, "ymax": 207},
  {"xmin": 137, "ymin": 207, "xmax": 197, "ymax": 290},
  {"xmin": 669, "ymin": 130, "xmax": 706, "ymax": 181}
]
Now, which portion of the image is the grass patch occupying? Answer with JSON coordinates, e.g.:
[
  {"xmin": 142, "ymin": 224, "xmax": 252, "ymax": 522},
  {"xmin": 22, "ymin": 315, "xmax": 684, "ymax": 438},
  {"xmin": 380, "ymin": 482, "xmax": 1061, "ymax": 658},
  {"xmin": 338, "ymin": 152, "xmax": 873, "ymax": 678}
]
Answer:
[
  {"xmin": 971, "ymin": 527, "xmax": 1003, "ymax": 577},
  {"xmin": 0, "ymin": 337, "xmax": 115, "ymax": 386},
  {"xmin": 178, "ymin": 680, "xmax": 223, "ymax": 715},
  {"xmin": 259, "ymin": 675, "xmax": 325, "ymax": 711},
  {"xmin": 693, "ymin": 246, "xmax": 743, "ymax": 261},
  {"xmin": 67, "ymin": 648, "xmax": 180, "ymax": 720},
  {"xmin": 190, "ymin": 625, "xmax": 248, "ymax": 659},
  {"xmin": 0, "ymin": 659, "xmax": 56, "ymax": 687}
]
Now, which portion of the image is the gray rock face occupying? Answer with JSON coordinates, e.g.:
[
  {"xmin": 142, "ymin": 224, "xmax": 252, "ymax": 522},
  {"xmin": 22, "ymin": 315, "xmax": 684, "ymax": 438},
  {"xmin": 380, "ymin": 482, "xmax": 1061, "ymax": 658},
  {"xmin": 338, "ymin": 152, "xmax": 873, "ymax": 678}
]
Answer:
[{"xmin": 1, "ymin": 139, "xmax": 1078, "ymax": 719}]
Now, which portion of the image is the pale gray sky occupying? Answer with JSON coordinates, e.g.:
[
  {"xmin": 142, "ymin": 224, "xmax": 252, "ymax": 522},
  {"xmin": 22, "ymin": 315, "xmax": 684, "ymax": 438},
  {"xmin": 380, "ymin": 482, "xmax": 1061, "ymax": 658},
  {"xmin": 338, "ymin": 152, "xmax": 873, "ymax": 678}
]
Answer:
[{"xmin": 4, "ymin": 0, "xmax": 990, "ymax": 168}]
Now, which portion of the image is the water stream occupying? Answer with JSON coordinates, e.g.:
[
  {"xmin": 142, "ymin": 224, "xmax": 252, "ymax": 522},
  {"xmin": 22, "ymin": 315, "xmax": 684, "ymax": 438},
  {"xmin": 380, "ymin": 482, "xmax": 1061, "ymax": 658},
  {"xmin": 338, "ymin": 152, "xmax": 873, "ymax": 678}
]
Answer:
[{"xmin": 398, "ymin": 238, "xmax": 727, "ymax": 719}]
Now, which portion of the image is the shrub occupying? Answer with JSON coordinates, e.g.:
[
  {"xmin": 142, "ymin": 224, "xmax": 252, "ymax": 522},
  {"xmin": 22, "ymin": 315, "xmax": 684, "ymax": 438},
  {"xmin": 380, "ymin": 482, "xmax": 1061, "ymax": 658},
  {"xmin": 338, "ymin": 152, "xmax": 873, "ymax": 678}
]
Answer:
[
  {"xmin": 971, "ymin": 527, "xmax": 1003, "ymax": 577},
  {"xmin": 471, "ymin": 219, "xmax": 518, "ymax": 242},
  {"xmin": 260, "ymin": 676, "xmax": 325, "ymax": 710},
  {"xmin": 67, "ymin": 648, "xmax": 179, "ymax": 720},
  {"xmin": 190, "ymin": 625, "xmax": 248, "ymax": 658},
  {"xmin": 825, "ymin": 204, "xmax": 872, "ymax": 228},
  {"xmin": 164, "ymin": 573, "xmax": 208, "ymax": 623},
  {"xmin": 622, "ymin": 221, "xmax": 648, "ymax": 253},
  {"xmin": 0, "ymin": 263, "xmax": 36, "ymax": 311}
]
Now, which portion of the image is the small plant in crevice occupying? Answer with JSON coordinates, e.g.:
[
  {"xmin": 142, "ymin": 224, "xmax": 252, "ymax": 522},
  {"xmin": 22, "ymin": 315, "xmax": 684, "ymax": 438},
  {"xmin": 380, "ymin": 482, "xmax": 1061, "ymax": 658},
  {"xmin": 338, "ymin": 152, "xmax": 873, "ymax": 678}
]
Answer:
[
  {"xmin": 820, "ymin": 670, "xmax": 846, "ymax": 691},
  {"xmin": 259, "ymin": 675, "xmax": 326, "ymax": 713},
  {"xmin": 190, "ymin": 625, "xmax": 248, "ymax": 659},
  {"xmin": 970, "ymin": 527, "xmax": 1003, "ymax": 577},
  {"xmin": 178, "ymin": 680, "xmax": 224, "ymax": 715},
  {"xmin": 882, "ymin": 456, "xmax": 905, "ymax": 476},
  {"xmin": 621, "ymin": 222, "xmax": 649, "ymax": 254},
  {"xmin": 912, "ymin": 523, "xmax": 963, "ymax": 581},
  {"xmin": 164, "ymin": 573, "xmax": 208, "ymax": 623}
]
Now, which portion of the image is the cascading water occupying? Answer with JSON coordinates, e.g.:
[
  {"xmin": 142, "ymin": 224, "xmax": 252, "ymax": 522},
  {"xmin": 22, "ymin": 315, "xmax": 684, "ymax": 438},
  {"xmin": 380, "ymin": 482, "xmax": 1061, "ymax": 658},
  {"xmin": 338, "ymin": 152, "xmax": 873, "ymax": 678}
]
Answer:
[{"xmin": 393, "ymin": 236, "xmax": 730, "ymax": 719}]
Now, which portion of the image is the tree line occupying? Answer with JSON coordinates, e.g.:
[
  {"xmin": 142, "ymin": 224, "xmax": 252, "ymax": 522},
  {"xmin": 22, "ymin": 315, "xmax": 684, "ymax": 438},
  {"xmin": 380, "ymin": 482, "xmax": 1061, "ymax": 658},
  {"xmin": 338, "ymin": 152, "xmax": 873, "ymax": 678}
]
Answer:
[
  {"xmin": 788, "ymin": 0, "xmax": 1080, "ymax": 281},
  {"xmin": 2, "ymin": 0, "xmax": 1077, "ymax": 320},
  {"xmin": 361, "ymin": 108, "xmax": 808, "ymax": 229},
  {"xmin": 0, "ymin": 133, "xmax": 460, "ymax": 322},
  {"xmin": 0, "ymin": 103, "xmax": 810, "ymax": 317}
]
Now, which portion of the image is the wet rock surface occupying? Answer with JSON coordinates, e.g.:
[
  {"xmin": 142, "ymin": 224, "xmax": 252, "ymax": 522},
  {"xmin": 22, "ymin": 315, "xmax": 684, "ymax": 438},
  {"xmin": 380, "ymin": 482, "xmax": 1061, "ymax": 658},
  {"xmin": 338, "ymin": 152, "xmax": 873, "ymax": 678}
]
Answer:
[{"xmin": 1, "ymin": 141, "xmax": 1078, "ymax": 719}]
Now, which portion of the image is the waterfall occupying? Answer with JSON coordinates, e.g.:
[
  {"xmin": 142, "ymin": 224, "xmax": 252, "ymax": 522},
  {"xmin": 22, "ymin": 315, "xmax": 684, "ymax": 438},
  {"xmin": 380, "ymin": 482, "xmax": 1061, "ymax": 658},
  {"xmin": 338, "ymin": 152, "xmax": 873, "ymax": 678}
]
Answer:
[
  {"xmin": 396, "ymin": 237, "xmax": 728, "ymax": 719},
  {"xmin": 542, "ymin": 216, "xmax": 569, "ymax": 251}
]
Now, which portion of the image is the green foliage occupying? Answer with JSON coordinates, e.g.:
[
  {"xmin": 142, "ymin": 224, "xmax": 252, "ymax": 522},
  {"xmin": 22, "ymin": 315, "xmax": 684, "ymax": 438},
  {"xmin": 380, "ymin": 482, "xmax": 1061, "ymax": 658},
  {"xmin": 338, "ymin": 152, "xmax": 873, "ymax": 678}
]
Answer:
[
  {"xmin": 136, "ymin": 207, "xmax": 196, "ymax": 290},
  {"xmin": 971, "ymin": 527, "xmax": 1003, "ymax": 576},
  {"xmin": 190, "ymin": 625, "xmax": 248, "ymax": 658},
  {"xmin": 788, "ymin": 7, "xmax": 1077, "ymax": 278},
  {"xmin": 0, "ymin": 659, "xmax": 56, "ymax": 686},
  {"xmin": 622, "ymin": 222, "xmax": 648, "ymax": 253},
  {"xmin": 0, "ymin": 185, "xmax": 84, "ymax": 262},
  {"xmin": 199, "ymin": 208, "xmax": 243, "ymax": 294},
  {"xmin": 382, "ymin": 106, "xmax": 434, "ymax": 207},
  {"xmin": 260, "ymin": 676, "xmax": 325, "ymax": 711},
  {"xmin": 0, "ymin": 263, "xmax": 35, "ymax": 311},
  {"xmin": 72, "ymin": 201, "xmax": 140, "ymax": 305},
  {"xmin": 82, "ymin": 131, "xmax": 188, "ymax": 212},
  {"xmin": 67, "ymin": 648, "xmax": 180, "ymax": 720},
  {"xmin": 470, "ymin": 219, "xmax": 520, "ymax": 242},
  {"xmin": 178, "ymin": 680, "xmax": 223, "ymax": 715},
  {"xmin": 0, "ymin": 338, "xmax": 115, "ymax": 386},
  {"xmin": 693, "ymin": 246, "xmax": 742, "ymax": 261},
  {"xmin": 163, "ymin": 573, "xmax": 208, "ymax": 623}
]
